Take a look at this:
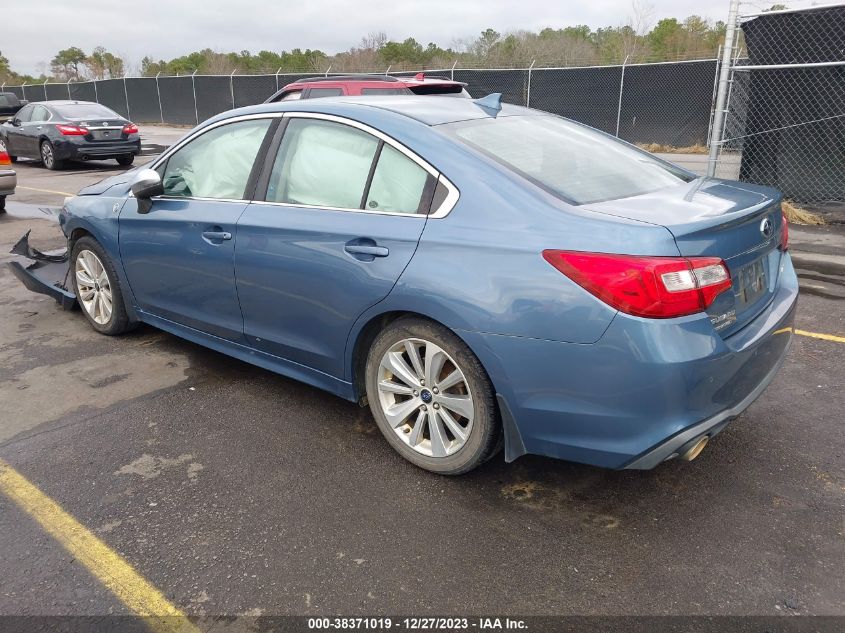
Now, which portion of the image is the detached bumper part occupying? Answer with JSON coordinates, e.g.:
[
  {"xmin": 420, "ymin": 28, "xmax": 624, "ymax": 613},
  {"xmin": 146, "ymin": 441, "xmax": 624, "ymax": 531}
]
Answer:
[{"xmin": 8, "ymin": 230, "xmax": 76, "ymax": 310}]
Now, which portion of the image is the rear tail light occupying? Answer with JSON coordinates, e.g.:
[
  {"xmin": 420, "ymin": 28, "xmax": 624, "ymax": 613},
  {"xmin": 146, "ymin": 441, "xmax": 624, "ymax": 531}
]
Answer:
[
  {"xmin": 780, "ymin": 211, "xmax": 789, "ymax": 251},
  {"xmin": 0, "ymin": 149, "xmax": 10, "ymax": 166},
  {"xmin": 542, "ymin": 250, "xmax": 732, "ymax": 319},
  {"xmin": 56, "ymin": 124, "xmax": 88, "ymax": 136},
  {"xmin": 122, "ymin": 123, "xmax": 139, "ymax": 135}
]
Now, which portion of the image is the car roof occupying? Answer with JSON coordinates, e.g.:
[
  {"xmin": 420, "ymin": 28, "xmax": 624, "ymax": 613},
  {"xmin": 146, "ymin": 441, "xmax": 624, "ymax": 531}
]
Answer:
[
  {"xmin": 23, "ymin": 100, "xmax": 99, "ymax": 107},
  {"xmin": 231, "ymin": 95, "xmax": 541, "ymax": 127},
  {"xmin": 288, "ymin": 74, "xmax": 466, "ymax": 88}
]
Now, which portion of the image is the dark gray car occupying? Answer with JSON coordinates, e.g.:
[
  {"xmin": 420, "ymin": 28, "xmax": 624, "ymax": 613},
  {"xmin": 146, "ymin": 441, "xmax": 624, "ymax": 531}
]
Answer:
[{"xmin": 0, "ymin": 100, "xmax": 140, "ymax": 170}]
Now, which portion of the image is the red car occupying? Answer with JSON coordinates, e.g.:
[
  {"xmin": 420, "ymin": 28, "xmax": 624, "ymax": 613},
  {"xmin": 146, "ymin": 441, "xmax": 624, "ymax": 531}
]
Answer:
[{"xmin": 264, "ymin": 73, "xmax": 470, "ymax": 103}]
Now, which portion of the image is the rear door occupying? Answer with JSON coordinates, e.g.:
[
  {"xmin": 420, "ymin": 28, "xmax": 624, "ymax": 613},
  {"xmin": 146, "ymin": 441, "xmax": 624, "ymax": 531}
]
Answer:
[
  {"xmin": 235, "ymin": 114, "xmax": 438, "ymax": 377},
  {"xmin": 119, "ymin": 116, "xmax": 275, "ymax": 342}
]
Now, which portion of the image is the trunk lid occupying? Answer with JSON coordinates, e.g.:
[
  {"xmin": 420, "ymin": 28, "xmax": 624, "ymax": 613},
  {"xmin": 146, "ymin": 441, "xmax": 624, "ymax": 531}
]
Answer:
[{"xmin": 583, "ymin": 178, "xmax": 785, "ymax": 337}]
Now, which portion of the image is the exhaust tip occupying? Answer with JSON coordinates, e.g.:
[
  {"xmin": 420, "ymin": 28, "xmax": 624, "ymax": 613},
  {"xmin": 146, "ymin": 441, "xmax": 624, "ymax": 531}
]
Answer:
[{"xmin": 680, "ymin": 436, "xmax": 709, "ymax": 462}]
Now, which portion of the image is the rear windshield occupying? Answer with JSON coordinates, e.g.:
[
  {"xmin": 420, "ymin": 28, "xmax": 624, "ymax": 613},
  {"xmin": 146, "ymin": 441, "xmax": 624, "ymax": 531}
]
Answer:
[
  {"xmin": 444, "ymin": 115, "xmax": 693, "ymax": 204},
  {"xmin": 53, "ymin": 103, "xmax": 120, "ymax": 120},
  {"xmin": 0, "ymin": 93, "xmax": 20, "ymax": 107},
  {"xmin": 409, "ymin": 84, "xmax": 468, "ymax": 97}
]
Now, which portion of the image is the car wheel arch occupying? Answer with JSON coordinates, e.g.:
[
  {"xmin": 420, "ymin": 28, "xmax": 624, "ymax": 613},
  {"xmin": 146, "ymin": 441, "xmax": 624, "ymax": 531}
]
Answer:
[{"xmin": 348, "ymin": 309, "xmax": 501, "ymax": 403}]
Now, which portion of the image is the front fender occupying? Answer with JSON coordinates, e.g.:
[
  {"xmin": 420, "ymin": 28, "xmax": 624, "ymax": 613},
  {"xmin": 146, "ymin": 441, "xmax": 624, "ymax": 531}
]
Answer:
[{"xmin": 63, "ymin": 196, "xmax": 140, "ymax": 322}]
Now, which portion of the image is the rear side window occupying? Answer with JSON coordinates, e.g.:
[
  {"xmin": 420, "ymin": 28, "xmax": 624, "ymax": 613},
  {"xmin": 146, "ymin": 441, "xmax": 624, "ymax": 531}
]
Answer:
[
  {"xmin": 360, "ymin": 88, "xmax": 411, "ymax": 96},
  {"xmin": 161, "ymin": 119, "xmax": 271, "ymax": 200},
  {"xmin": 0, "ymin": 93, "xmax": 19, "ymax": 107},
  {"xmin": 279, "ymin": 91, "xmax": 302, "ymax": 101},
  {"xmin": 267, "ymin": 118, "xmax": 378, "ymax": 208},
  {"xmin": 365, "ymin": 145, "xmax": 432, "ymax": 213},
  {"xmin": 266, "ymin": 118, "xmax": 435, "ymax": 214},
  {"xmin": 30, "ymin": 105, "xmax": 50, "ymax": 122},
  {"xmin": 307, "ymin": 88, "xmax": 343, "ymax": 99}
]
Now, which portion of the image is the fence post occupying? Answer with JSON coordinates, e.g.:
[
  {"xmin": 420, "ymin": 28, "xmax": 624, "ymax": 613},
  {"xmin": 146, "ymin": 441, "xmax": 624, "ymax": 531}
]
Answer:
[
  {"xmin": 615, "ymin": 55, "xmax": 630, "ymax": 138},
  {"xmin": 324, "ymin": 65, "xmax": 332, "ymax": 77},
  {"xmin": 155, "ymin": 72, "xmax": 164, "ymax": 124},
  {"xmin": 707, "ymin": 0, "xmax": 741, "ymax": 177},
  {"xmin": 705, "ymin": 44, "xmax": 723, "ymax": 147},
  {"xmin": 93, "ymin": 79, "xmax": 99, "ymax": 103},
  {"xmin": 451, "ymin": 59, "xmax": 458, "ymax": 81},
  {"xmin": 384, "ymin": 65, "xmax": 391, "ymax": 76},
  {"xmin": 275, "ymin": 67, "xmax": 283, "ymax": 92},
  {"xmin": 192, "ymin": 70, "xmax": 199, "ymax": 124},
  {"xmin": 67, "ymin": 78, "xmax": 72, "ymax": 100},
  {"xmin": 43, "ymin": 78, "xmax": 49, "ymax": 101},
  {"xmin": 526, "ymin": 59, "xmax": 536, "ymax": 107},
  {"xmin": 21, "ymin": 83, "xmax": 27, "ymax": 102},
  {"xmin": 123, "ymin": 74, "xmax": 131, "ymax": 120},
  {"xmin": 229, "ymin": 70, "xmax": 236, "ymax": 109}
]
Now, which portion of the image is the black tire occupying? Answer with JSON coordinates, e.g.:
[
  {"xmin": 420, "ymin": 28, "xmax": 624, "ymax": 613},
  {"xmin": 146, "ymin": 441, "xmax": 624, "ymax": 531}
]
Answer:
[
  {"xmin": 40, "ymin": 140, "xmax": 64, "ymax": 170},
  {"xmin": 365, "ymin": 317, "xmax": 501, "ymax": 475},
  {"xmin": 70, "ymin": 236, "xmax": 134, "ymax": 335},
  {"xmin": 116, "ymin": 154, "xmax": 135, "ymax": 166},
  {"xmin": 0, "ymin": 195, "xmax": 5, "ymax": 212}
]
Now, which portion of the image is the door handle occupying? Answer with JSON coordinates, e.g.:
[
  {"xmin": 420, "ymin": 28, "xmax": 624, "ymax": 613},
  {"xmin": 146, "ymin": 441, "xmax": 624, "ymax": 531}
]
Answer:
[
  {"xmin": 202, "ymin": 231, "xmax": 232, "ymax": 241},
  {"xmin": 344, "ymin": 244, "xmax": 389, "ymax": 257}
]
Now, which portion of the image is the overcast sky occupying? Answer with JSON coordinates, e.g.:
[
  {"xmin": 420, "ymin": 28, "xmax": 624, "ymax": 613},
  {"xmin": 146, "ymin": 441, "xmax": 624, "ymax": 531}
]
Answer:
[{"xmin": 5, "ymin": 0, "xmax": 763, "ymax": 75}]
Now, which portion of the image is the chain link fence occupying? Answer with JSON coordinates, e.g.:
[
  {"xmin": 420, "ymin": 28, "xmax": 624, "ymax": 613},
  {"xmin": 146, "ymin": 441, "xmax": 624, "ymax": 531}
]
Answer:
[
  {"xmin": 712, "ymin": 3, "xmax": 844, "ymax": 207},
  {"xmin": 1, "ymin": 59, "xmax": 720, "ymax": 149}
]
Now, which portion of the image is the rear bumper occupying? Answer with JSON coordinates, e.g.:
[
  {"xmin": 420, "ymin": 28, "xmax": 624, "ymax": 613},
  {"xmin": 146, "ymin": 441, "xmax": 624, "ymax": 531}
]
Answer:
[
  {"xmin": 0, "ymin": 169, "xmax": 15, "ymax": 196},
  {"xmin": 459, "ymin": 253, "xmax": 799, "ymax": 470},
  {"xmin": 53, "ymin": 137, "xmax": 141, "ymax": 160}
]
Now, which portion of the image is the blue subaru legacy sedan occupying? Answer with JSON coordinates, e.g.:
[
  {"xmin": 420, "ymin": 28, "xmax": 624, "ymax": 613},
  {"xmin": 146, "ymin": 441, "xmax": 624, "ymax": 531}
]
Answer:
[{"xmin": 10, "ymin": 95, "xmax": 797, "ymax": 475}]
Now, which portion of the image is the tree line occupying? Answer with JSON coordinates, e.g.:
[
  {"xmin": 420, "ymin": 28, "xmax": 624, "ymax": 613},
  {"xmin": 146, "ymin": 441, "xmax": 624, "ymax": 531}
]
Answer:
[{"xmin": 1, "ymin": 5, "xmax": 789, "ymax": 85}]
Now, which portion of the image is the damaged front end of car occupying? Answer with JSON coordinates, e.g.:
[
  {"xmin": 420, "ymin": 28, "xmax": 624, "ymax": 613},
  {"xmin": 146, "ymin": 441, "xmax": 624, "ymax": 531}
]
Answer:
[{"xmin": 8, "ymin": 229, "xmax": 76, "ymax": 310}]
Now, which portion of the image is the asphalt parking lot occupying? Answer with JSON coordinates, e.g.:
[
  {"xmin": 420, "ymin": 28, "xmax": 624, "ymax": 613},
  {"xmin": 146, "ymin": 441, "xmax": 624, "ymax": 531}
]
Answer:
[{"xmin": 1, "ymin": 156, "xmax": 843, "ymax": 624}]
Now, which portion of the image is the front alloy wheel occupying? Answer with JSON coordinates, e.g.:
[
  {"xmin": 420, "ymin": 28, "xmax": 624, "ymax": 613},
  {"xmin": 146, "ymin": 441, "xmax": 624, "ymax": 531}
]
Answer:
[
  {"xmin": 366, "ymin": 317, "xmax": 500, "ymax": 475},
  {"xmin": 75, "ymin": 249, "xmax": 113, "ymax": 325}
]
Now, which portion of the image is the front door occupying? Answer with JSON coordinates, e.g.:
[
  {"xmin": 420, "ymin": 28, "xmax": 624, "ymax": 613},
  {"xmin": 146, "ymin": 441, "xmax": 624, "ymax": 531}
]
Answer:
[
  {"xmin": 236, "ymin": 115, "xmax": 436, "ymax": 378},
  {"xmin": 119, "ymin": 117, "xmax": 274, "ymax": 342}
]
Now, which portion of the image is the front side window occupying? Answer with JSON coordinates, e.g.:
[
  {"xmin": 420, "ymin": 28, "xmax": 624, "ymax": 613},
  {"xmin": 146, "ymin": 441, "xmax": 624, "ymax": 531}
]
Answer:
[
  {"xmin": 161, "ymin": 118, "xmax": 271, "ymax": 200},
  {"xmin": 444, "ymin": 115, "xmax": 693, "ymax": 205},
  {"xmin": 14, "ymin": 105, "xmax": 33, "ymax": 123},
  {"xmin": 267, "ymin": 118, "xmax": 379, "ymax": 208}
]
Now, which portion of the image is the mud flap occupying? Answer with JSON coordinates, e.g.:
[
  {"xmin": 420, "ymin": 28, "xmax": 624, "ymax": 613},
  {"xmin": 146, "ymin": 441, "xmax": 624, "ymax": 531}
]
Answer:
[{"xmin": 7, "ymin": 230, "xmax": 76, "ymax": 310}]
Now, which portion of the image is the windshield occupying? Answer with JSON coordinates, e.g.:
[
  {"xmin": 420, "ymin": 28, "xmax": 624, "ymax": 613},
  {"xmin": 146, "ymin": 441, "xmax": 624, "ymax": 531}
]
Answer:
[
  {"xmin": 53, "ymin": 103, "xmax": 120, "ymax": 120},
  {"xmin": 444, "ymin": 115, "xmax": 693, "ymax": 204}
]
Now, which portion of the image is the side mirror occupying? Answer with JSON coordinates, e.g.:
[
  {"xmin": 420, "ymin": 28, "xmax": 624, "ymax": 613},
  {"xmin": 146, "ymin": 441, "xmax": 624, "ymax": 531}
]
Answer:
[{"xmin": 130, "ymin": 169, "xmax": 164, "ymax": 214}]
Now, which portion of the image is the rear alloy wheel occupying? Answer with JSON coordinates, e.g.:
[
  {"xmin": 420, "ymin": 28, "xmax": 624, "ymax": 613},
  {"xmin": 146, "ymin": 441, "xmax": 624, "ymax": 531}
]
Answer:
[
  {"xmin": 40, "ymin": 140, "xmax": 63, "ymax": 170},
  {"xmin": 366, "ymin": 318, "xmax": 500, "ymax": 475},
  {"xmin": 71, "ymin": 236, "xmax": 132, "ymax": 335},
  {"xmin": 116, "ymin": 154, "xmax": 135, "ymax": 166}
]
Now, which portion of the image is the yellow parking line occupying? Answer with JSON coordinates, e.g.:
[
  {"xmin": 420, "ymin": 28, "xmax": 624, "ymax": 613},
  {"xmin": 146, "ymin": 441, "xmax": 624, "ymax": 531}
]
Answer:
[
  {"xmin": 0, "ymin": 460, "xmax": 199, "ymax": 633},
  {"xmin": 17, "ymin": 185, "xmax": 75, "ymax": 197},
  {"xmin": 794, "ymin": 329, "xmax": 845, "ymax": 344}
]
